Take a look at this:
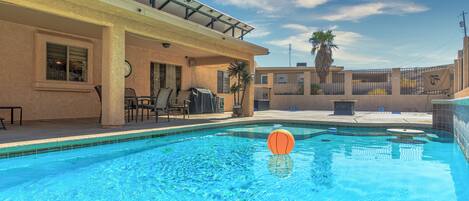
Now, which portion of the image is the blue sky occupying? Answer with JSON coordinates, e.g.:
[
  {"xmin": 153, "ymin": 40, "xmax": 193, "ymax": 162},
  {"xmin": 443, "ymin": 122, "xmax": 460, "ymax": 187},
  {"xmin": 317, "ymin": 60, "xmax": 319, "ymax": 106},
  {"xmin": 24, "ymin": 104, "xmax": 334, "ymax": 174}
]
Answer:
[{"xmin": 201, "ymin": 0, "xmax": 469, "ymax": 69}]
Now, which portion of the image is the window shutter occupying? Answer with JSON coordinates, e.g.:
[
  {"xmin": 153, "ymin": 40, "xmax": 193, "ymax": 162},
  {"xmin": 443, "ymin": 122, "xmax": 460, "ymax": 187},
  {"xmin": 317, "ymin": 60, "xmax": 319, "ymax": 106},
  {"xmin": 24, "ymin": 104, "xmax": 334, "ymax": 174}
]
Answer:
[
  {"xmin": 68, "ymin": 46, "xmax": 88, "ymax": 82},
  {"xmin": 46, "ymin": 43, "xmax": 67, "ymax": 81},
  {"xmin": 217, "ymin": 71, "xmax": 224, "ymax": 93}
]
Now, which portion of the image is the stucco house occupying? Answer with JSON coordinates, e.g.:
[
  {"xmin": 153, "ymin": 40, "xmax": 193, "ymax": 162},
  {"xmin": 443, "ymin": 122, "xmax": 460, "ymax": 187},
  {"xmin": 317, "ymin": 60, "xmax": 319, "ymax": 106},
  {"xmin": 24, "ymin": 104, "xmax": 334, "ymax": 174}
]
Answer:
[{"xmin": 0, "ymin": 0, "xmax": 268, "ymax": 127}]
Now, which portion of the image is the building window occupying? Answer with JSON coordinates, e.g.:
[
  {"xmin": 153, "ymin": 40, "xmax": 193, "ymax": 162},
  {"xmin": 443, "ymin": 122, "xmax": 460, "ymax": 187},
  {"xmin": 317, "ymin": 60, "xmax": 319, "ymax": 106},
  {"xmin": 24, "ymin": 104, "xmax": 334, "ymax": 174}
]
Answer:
[
  {"xmin": 261, "ymin": 74, "xmax": 268, "ymax": 84},
  {"xmin": 256, "ymin": 73, "xmax": 268, "ymax": 84},
  {"xmin": 217, "ymin": 71, "xmax": 230, "ymax": 93},
  {"xmin": 297, "ymin": 74, "xmax": 304, "ymax": 84},
  {"xmin": 275, "ymin": 74, "xmax": 288, "ymax": 84},
  {"xmin": 46, "ymin": 42, "xmax": 88, "ymax": 82}
]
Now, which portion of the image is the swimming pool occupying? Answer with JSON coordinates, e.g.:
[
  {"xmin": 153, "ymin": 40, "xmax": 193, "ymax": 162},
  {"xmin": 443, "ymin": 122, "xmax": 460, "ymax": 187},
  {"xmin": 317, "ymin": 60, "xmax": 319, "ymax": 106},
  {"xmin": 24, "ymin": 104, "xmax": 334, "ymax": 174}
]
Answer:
[{"xmin": 0, "ymin": 123, "xmax": 468, "ymax": 200}]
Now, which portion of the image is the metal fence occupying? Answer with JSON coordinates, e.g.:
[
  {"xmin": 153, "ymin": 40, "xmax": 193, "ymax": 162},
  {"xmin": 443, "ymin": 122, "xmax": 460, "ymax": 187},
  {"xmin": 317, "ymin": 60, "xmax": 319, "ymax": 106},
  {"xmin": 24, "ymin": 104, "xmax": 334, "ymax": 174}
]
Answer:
[
  {"xmin": 400, "ymin": 65, "xmax": 452, "ymax": 95},
  {"xmin": 273, "ymin": 73, "xmax": 304, "ymax": 95},
  {"xmin": 255, "ymin": 87, "xmax": 271, "ymax": 100},
  {"xmin": 311, "ymin": 72, "xmax": 345, "ymax": 95},
  {"xmin": 352, "ymin": 69, "xmax": 392, "ymax": 95}
]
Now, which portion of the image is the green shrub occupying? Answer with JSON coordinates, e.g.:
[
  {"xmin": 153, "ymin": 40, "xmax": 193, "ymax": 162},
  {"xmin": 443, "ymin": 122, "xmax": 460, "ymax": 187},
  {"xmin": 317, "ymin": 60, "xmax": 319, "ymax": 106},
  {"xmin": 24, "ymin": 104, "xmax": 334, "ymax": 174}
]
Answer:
[
  {"xmin": 311, "ymin": 84, "xmax": 322, "ymax": 95},
  {"xmin": 368, "ymin": 88, "xmax": 387, "ymax": 95}
]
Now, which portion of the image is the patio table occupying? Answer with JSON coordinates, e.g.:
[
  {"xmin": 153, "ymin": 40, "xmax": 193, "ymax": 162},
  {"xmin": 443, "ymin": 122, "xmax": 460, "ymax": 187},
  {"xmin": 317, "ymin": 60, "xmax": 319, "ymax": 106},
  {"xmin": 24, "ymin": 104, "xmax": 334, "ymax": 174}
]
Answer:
[
  {"xmin": 0, "ymin": 106, "xmax": 22, "ymax": 125},
  {"xmin": 125, "ymin": 96, "xmax": 158, "ymax": 122}
]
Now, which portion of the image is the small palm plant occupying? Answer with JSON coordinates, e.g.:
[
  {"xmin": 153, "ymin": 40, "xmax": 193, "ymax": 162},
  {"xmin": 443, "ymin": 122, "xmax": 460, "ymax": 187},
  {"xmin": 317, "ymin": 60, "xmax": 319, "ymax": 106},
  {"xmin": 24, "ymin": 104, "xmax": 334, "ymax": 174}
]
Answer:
[
  {"xmin": 228, "ymin": 61, "xmax": 252, "ymax": 117},
  {"xmin": 310, "ymin": 30, "xmax": 338, "ymax": 83}
]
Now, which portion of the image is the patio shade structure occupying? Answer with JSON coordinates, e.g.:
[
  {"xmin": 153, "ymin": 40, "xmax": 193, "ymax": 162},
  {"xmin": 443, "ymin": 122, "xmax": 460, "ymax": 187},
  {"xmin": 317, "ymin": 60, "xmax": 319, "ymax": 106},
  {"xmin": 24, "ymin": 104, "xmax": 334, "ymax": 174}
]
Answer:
[{"xmin": 139, "ymin": 0, "xmax": 255, "ymax": 39}]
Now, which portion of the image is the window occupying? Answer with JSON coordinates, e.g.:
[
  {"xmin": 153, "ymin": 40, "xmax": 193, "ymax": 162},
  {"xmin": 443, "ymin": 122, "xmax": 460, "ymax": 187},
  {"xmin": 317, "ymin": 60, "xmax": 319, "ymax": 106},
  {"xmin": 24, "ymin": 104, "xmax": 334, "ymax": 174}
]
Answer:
[
  {"xmin": 261, "ymin": 74, "xmax": 268, "ymax": 84},
  {"xmin": 217, "ymin": 71, "xmax": 230, "ymax": 93},
  {"xmin": 275, "ymin": 74, "xmax": 288, "ymax": 84},
  {"xmin": 256, "ymin": 73, "xmax": 268, "ymax": 84},
  {"xmin": 297, "ymin": 74, "xmax": 304, "ymax": 84},
  {"xmin": 159, "ymin": 64, "xmax": 166, "ymax": 88},
  {"xmin": 46, "ymin": 43, "xmax": 88, "ymax": 82}
]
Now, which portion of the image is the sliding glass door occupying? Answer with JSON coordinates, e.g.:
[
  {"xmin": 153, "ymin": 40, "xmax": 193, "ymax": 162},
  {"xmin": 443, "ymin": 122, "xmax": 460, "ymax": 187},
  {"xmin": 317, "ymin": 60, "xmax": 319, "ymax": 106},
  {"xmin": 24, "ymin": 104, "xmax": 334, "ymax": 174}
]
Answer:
[{"xmin": 150, "ymin": 62, "xmax": 182, "ymax": 99}]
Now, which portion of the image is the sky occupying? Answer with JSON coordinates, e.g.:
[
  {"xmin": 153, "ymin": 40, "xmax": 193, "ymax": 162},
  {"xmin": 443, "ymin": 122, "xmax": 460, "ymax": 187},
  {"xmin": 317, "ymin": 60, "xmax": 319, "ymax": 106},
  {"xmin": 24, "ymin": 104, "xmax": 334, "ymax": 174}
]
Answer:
[{"xmin": 200, "ymin": 0, "xmax": 469, "ymax": 69}]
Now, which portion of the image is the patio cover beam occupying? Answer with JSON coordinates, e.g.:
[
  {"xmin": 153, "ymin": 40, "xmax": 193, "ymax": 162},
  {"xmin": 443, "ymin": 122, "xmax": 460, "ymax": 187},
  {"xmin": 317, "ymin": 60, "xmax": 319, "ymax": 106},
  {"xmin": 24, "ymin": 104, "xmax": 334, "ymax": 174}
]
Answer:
[
  {"xmin": 158, "ymin": 0, "xmax": 171, "ymax": 10},
  {"xmin": 162, "ymin": 0, "xmax": 251, "ymax": 37}
]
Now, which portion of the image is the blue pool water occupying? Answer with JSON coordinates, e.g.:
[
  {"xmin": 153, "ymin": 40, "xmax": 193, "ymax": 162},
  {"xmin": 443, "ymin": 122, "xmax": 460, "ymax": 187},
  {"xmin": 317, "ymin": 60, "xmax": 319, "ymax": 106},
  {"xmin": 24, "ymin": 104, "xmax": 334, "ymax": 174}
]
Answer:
[{"xmin": 0, "ymin": 124, "xmax": 468, "ymax": 201}]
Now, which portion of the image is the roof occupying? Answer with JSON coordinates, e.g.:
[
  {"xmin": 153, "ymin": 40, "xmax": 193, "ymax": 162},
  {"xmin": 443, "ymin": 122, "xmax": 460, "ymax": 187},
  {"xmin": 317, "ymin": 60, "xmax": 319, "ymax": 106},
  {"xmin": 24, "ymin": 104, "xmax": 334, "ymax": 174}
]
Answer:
[{"xmin": 136, "ymin": 0, "xmax": 254, "ymax": 39}]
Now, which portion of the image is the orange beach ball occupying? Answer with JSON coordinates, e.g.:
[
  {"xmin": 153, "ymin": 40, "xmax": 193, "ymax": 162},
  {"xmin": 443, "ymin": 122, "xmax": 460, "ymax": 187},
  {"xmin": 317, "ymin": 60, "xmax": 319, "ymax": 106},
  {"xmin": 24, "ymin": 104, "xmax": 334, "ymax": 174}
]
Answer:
[{"xmin": 267, "ymin": 129, "xmax": 295, "ymax": 155}]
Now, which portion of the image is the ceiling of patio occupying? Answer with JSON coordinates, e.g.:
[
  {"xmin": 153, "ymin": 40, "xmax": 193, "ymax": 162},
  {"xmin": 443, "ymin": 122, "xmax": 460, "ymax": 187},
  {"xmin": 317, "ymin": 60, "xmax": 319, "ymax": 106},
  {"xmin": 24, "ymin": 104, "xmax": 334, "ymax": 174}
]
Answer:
[
  {"xmin": 0, "ymin": 2, "xmax": 102, "ymax": 38},
  {"xmin": 126, "ymin": 33, "xmax": 220, "ymax": 58}
]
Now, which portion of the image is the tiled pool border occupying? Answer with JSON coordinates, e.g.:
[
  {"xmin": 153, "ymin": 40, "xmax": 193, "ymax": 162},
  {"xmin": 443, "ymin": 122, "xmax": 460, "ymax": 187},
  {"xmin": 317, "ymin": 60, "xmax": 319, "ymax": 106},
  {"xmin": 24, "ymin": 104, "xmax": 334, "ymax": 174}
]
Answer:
[
  {"xmin": 433, "ymin": 98, "xmax": 469, "ymax": 162},
  {"xmin": 0, "ymin": 119, "xmax": 435, "ymax": 159}
]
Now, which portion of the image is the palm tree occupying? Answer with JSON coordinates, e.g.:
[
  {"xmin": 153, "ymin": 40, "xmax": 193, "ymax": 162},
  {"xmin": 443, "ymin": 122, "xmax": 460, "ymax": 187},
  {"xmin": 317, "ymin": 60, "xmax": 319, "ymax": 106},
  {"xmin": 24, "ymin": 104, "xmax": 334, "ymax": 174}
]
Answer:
[
  {"xmin": 309, "ymin": 30, "xmax": 338, "ymax": 83},
  {"xmin": 228, "ymin": 61, "xmax": 251, "ymax": 116}
]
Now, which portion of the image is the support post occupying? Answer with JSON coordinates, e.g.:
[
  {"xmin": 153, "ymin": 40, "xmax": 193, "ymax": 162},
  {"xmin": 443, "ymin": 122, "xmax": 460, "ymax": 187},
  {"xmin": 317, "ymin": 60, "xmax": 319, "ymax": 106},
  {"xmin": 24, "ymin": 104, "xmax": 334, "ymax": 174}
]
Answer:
[
  {"xmin": 242, "ymin": 57, "xmax": 255, "ymax": 117},
  {"xmin": 304, "ymin": 71, "xmax": 311, "ymax": 96},
  {"xmin": 344, "ymin": 71, "xmax": 353, "ymax": 98},
  {"xmin": 464, "ymin": 37, "xmax": 469, "ymax": 88},
  {"xmin": 392, "ymin": 68, "xmax": 401, "ymax": 96},
  {"xmin": 455, "ymin": 59, "xmax": 461, "ymax": 92},
  {"xmin": 101, "ymin": 25, "xmax": 126, "ymax": 127}
]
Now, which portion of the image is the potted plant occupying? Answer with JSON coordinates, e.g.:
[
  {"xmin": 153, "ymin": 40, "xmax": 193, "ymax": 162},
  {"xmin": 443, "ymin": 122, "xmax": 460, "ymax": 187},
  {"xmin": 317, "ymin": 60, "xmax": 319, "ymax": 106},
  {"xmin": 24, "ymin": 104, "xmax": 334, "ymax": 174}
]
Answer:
[{"xmin": 228, "ymin": 61, "xmax": 252, "ymax": 117}]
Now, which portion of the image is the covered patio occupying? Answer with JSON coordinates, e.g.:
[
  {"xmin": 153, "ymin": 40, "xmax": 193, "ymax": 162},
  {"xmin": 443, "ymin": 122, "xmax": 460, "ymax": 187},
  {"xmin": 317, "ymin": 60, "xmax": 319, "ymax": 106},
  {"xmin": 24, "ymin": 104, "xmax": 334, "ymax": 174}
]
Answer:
[{"xmin": 0, "ymin": 0, "xmax": 268, "ymax": 130}]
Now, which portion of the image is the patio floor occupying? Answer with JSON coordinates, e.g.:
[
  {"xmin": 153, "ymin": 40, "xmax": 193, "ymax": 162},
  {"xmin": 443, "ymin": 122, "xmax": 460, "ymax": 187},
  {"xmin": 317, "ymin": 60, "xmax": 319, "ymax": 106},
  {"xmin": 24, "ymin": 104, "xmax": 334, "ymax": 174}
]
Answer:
[{"xmin": 0, "ymin": 110, "xmax": 433, "ymax": 145}]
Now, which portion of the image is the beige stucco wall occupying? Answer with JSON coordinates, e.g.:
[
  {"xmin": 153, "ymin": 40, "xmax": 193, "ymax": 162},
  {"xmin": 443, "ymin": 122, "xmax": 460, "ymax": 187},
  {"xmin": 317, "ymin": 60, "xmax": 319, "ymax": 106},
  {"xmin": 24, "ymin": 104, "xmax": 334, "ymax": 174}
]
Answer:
[
  {"xmin": 191, "ymin": 65, "xmax": 234, "ymax": 112},
  {"xmin": 0, "ymin": 19, "xmax": 235, "ymax": 121},
  {"xmin": 0, "ymin": 19, "xmax": 102, "ymax": 121}
]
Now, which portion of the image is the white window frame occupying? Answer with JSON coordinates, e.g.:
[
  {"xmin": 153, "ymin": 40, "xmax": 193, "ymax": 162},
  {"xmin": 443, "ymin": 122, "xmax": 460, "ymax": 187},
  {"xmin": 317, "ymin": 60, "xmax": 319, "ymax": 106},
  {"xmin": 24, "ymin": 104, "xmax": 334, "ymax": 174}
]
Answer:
[
  {"xmin": 34, "ymin": 32, "xmax": 94, "ymax": 92},
  {"xmin": 276, "ymin": 74, "xmax": 288, "ymax": 84},
  {"xmin": 260, "ymin": 74, "xmax": 268, "ymax": 84},
  {"xmin": 217, "ymin": 71, "xmax": 230, "ymax": 94}
]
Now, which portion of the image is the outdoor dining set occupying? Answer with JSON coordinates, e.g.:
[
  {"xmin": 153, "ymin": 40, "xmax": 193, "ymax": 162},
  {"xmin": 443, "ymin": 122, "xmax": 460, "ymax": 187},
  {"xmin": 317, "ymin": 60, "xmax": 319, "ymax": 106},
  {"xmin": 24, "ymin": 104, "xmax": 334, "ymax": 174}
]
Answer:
[{"xmin": 95, "ymin": 85, "xmax": 191, "ymax": 123}]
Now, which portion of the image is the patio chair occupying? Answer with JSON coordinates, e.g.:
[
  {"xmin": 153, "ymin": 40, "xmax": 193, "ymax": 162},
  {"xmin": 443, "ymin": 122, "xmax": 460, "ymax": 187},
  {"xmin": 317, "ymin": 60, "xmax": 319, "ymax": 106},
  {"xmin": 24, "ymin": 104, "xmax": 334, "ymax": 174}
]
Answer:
[
  {"xmin": 170, "ymin": 90, "xmax": 192, "ymax": 119},
  {"xmin": 95, "ymin": 85, "xmax": 137, "ymax": 123},
  {"xmin": 0, "ymin": 117, "xmax": 5, "ymax": 130},
  {"xmin": 140, "ymin": 88, "xmax": 173, "ymax": 123},
  {"xmin": 94, "ymin": 85, "xmax": 102, "ymax": 123},
  {"xmin": 125, "ymin": 88, "xmax": 139, "ymax": 121}
]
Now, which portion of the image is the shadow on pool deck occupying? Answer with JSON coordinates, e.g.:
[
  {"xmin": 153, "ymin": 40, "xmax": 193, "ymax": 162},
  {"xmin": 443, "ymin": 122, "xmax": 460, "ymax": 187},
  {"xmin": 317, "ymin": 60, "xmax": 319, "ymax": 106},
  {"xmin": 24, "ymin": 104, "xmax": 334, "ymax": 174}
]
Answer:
[{"xmin": 0, "ymin": 113, "xmax": 233, "ymax": 144}]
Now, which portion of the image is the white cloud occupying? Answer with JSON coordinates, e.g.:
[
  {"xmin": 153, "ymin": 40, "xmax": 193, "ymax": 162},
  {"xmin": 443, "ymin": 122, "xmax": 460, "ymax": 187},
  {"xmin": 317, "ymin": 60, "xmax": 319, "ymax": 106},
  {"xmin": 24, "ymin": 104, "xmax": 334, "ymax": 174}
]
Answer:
[
  {"xmin": 320, "ymin": 2, "xmax": 429, "ymax": 21},
  {"xmin": 214, "ymin": 0, "xmax": 328, "ymax": 12},
  {"xmin": 268, "ymin": 24, "xmax": 388, "ymax": 65},
  {"xmin": 282, "ymin": 24, "xmax": 311, "ymax": 33},
  {"xmin": 245, "ymin": 28, "xmax": 271, "ymax": 38},
  {"xmin": 244, "ymin": 21, "xmax": 271, "ymax": 39},
  {"xmin": 295, "ymin": 0, "xmax": 328, "ymax": 8}
]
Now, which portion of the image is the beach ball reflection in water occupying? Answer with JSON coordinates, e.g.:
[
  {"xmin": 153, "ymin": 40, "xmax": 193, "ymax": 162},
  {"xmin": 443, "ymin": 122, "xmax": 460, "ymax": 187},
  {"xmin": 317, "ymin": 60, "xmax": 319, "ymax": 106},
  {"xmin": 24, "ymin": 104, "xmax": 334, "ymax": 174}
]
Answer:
[{"xmin": 268, "ymin": 155, "xmax": 293, "ymax": 178}]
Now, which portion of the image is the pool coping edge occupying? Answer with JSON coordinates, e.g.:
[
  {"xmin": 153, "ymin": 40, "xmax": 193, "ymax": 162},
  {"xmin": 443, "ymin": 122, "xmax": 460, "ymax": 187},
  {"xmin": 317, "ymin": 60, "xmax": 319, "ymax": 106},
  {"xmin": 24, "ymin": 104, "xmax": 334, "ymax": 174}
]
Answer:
[{"xmin": 0, "ymin": 119, "xmax": 433, "ymax": 158}]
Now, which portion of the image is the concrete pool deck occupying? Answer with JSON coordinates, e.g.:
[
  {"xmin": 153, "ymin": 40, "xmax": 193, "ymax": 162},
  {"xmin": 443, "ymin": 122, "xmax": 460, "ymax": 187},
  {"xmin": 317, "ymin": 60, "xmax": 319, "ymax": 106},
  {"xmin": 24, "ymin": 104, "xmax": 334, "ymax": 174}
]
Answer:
[{"xmin": 0, "ymin": 110, "xmax": 433, "ymax": 151}]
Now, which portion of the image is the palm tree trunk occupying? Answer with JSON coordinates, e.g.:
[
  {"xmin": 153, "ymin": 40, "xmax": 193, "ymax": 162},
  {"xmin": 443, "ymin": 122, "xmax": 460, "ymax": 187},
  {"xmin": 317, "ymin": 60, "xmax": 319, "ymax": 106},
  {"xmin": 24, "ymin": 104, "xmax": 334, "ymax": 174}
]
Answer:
[
  {"xmin": 237, "ymin": 75, "xmax": 241, "ymax": 105},
  {"xmin": 240, "ymin": 85, "xmax": 247, "ymax": 113}
]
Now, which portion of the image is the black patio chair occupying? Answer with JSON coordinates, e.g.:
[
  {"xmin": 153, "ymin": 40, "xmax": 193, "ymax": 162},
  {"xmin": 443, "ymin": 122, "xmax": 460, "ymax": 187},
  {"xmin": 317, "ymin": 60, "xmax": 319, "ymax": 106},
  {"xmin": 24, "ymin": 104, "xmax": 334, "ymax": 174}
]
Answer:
[
  {"xmin": 95, "ymin": 85, "xmax": 137, "ymax": 123},
  {"xmin": 125, "ymin": 88, "xmax": 139, "ymax": 121},
  {"xmin": 94, "ymin": 85, "xmax": 102, "ymax": 123},
  {"xmin": 170, "ymin": 90, "xmax": 192, "ymax": 119},
  {"xmin": 140, "ymin": 88, "xmax": 173, "ymax": 123},
  {"xmin": 0, "ymin": 117, "xmax": 6, "ymax": 130}
]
